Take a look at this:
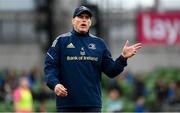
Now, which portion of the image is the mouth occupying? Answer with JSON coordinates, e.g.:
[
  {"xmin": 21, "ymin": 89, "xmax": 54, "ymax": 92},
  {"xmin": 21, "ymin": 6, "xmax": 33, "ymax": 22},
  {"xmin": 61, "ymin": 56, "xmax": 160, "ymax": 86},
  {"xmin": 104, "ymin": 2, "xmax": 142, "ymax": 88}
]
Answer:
[{"xmin": 80, "ymin": 23, "xmax": 87, "ymax": 27}]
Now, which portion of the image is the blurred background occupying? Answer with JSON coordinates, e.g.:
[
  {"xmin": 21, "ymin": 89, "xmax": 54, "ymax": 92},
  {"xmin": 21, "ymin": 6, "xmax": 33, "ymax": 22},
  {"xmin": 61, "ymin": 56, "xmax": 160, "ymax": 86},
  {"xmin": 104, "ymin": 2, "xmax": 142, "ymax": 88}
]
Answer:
[{"xmin": 0, "ymin": 0, "xmax": 180, "ymax": 112}]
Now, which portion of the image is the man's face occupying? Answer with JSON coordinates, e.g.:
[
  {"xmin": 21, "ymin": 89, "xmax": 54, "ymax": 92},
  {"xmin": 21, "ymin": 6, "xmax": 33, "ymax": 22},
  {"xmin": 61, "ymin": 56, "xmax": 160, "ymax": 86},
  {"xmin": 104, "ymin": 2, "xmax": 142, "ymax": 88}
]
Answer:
[{"xmin": 72, "ymin": 13, "xmax": 92, "ymax": 34}]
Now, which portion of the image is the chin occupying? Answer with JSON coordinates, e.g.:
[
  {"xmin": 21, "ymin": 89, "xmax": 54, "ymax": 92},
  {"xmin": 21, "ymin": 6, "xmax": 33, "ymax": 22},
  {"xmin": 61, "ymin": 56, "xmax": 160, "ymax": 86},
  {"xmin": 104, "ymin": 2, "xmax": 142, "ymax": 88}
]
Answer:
[{"xmin": 79, "ymin": 30, "xmax": 88, "ymax": 34}]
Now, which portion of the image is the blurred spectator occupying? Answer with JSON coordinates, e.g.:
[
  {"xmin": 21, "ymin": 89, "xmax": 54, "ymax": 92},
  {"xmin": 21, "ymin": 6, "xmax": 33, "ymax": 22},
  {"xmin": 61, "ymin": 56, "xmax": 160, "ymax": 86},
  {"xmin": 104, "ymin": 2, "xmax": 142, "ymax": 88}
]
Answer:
[
  {"xmin": 135, "ymin": 96, "xmax": 145, "ymax": 112},
  {"xmin": 168, "ymin": 81, "xmax": 176, "ymax": 99},
  {"xmin": 0, "ymin": 70, "xmax": 5, "ymax": 101},
  {"xmin": 167, "ymin": 81, "xmax": 180, "ymax": 111},
  {"xmin": 4, "ymin": 69, "xmax": 18, "ymax": 104},
  {"xmin": 124, "ymin": 71, "xmax": 135, "ymax": 84},
  {"xmin": 154, "ymin": 79, "xmax": 169, "ymax": 111},
  {"xmin": 36, "ymin": 82, "xmax": 49, "ymax": 112},
  {"xmin": 27, "ymin": 67, "xmax": 40, "ymax": 90},
  {"xmin": 12, "ymin": 77, "xmax": 34, "ymax": 112},
  {"xmin": 106, "ymin": 79, "xmax": 124, "ymax": 112},
  {"xmin": 133, "ymin": 75, "xmax": 145, "ymax": 100}
]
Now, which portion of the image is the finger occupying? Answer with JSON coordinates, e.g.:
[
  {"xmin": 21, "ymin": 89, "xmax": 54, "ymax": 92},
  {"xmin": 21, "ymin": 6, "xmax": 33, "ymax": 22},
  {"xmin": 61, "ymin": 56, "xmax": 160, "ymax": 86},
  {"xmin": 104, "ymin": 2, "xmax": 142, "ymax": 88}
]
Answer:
[
  {"xmin": 57, "ymin": 91, "xmax": 66, "ymax": 97},
  {"xmin": 60, "ymin": 89, "xmax": 68, "ymax": 95},
  {"xmin": 56, "ymin": 85, "xmax": 67, "ymax": 92},
  {"xmin": 57, "ymin": 90, "xmax": 68, "ymax": 97},
  {"xmin": 124, "ymin": 40, "xmax": 129, "ymax": 48},
  {"xmin": 56, "ymin": 87, "xmax": 68, "ymax": 96},
  {"xmin": 56, "ymin": 90, "xmax": 61, "ymax": 96},
  {"xmin": 56, "ymin": 86, "xmax": 68, "ymax": 94},
  {"xmin": 133, "ymin": 43, "xmax": 141, "ymax": 47},
  {"xmin": 134, "ymin": 50, "xmax": 137, "ymax": 53},
  {"xmin": 60, "ymin": 85, "xmax": 67, "ymax": 91},
  {"xmin": 132, "ymin": 51, "xmax": 137, "ymax": 55},
  {"xmin": 60, "ymin": 92, "xmax": 68, "ymax": 97},
  {"xmin": 60, "ymin": 91, "xmax": 68, "ymax": 96},
  {"xmin": 135, "ymin": 46, "xmax": 142, "ymax": 50}
]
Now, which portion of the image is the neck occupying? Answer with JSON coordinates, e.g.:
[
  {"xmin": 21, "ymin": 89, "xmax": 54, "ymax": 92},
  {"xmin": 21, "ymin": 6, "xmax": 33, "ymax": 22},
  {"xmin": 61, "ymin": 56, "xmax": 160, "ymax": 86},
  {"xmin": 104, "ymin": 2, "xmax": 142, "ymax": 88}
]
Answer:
[{"xmin": 72, "ymin": 29, "xmax": 89, "ymax": 37}]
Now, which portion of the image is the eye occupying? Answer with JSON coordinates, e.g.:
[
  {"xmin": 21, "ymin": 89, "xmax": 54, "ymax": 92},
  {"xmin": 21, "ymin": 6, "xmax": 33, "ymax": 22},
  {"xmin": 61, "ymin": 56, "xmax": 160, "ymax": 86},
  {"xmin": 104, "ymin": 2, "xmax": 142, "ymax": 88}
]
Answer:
[
  {"xmin": 85, "ymin": 16, "xmax": 90, "ymax": 19},
  {"xmin": 78, "ymin": 15, "xmax": 83, "ymax": 19}
]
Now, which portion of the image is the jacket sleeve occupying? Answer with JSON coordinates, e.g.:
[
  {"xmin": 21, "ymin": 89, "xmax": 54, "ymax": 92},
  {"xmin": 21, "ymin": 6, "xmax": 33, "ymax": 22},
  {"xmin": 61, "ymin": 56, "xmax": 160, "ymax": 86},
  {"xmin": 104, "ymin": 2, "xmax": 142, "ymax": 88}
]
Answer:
[
  {"xmin": 101, "ymin": 43, "xmax": 127, "ymax": 78},
  {"xmin": 44, "ymin": 37, "xmax": 61, "ymax": 90}
]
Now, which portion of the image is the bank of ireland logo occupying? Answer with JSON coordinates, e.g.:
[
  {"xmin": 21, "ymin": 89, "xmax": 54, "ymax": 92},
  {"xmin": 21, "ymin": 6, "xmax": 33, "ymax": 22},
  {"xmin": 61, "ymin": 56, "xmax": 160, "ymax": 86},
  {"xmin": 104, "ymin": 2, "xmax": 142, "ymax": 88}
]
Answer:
[
  {"xmin": 80, "ymin": 47, "xmax": 85, "ymax": 56},
  {"xmin": 88, "ymin": 43, "xmax": 96, "ymax": 50}
]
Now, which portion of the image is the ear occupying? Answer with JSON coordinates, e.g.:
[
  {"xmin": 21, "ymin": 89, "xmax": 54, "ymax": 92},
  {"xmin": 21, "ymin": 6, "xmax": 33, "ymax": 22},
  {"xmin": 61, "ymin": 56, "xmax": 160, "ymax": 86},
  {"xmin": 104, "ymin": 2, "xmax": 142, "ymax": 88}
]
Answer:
[
  {"xmin": 72, "ymin": 18, "xmax": 75, "ymax": 25},
  {"xmin": 89, "ymin": 19, "xmax": 92, "ymax": 26}
]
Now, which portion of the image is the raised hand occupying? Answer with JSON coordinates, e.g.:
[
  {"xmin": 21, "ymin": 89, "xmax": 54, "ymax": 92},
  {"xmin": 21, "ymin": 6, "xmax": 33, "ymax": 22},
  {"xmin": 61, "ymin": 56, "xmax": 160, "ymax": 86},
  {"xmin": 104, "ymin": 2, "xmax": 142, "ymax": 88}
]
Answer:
[{"xmin": 122, "ymin": 40, "xmax": 142, "ymax": 59}]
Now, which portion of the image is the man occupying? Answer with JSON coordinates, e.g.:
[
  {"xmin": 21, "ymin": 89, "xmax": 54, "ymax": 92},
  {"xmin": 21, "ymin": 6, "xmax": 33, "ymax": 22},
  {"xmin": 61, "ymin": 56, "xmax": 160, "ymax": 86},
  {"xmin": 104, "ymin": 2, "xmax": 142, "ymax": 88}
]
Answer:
[{"xmin": 44, "ymin": 6, "xmax": 142, "ymax": 112}]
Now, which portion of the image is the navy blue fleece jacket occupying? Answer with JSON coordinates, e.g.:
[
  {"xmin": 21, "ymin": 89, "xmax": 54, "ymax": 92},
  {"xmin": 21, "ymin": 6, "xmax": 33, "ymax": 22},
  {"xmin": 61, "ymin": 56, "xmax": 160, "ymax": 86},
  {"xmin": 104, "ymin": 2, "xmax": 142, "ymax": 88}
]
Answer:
[{"xmin": 44, "ymin": 30, "xmax": 127, "ymax": 109}]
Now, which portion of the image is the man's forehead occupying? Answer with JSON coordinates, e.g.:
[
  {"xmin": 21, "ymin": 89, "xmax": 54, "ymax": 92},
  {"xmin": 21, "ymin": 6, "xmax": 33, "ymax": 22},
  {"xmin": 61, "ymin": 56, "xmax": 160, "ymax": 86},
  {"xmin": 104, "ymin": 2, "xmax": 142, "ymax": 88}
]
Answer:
[{"xmin": 77, "ymin": 13, "xmax": 91, "ymax": 17}]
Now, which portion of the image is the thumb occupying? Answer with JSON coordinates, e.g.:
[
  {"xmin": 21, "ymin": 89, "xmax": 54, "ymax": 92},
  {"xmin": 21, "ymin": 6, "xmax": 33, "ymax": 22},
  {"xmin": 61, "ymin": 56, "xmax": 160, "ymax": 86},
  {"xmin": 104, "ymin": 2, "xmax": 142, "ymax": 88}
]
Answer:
[
  {"xmin": 60, "ymin": 84, "xmax": 67, "ymax": 90},
  {"xmin": 124, "ymin": 40, "xmax": 129, "ymax": 48}
]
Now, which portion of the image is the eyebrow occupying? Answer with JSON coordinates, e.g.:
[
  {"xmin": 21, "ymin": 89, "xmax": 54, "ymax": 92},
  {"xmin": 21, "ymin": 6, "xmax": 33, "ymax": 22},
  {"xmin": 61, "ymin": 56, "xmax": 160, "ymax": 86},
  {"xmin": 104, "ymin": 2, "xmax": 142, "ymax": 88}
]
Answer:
[{"xmin": 78, "ymin": 13, "xmax": 90, "ymax": 17}]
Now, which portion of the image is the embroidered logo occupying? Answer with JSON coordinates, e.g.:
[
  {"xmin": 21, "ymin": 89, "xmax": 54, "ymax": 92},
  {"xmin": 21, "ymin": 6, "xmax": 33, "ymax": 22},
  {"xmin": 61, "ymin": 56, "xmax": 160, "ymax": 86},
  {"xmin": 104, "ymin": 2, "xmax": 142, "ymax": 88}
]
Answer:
[
  {"xmin": 80, "ymin": 47, "xmax": 85, "ymax": 56},
  {"xmin": 67, "ymin": 43, "xmax": 75, "ymax": 48},
  {"xmin": 88, "ymin": 43, "xmax": 96, "ymax": 50}
]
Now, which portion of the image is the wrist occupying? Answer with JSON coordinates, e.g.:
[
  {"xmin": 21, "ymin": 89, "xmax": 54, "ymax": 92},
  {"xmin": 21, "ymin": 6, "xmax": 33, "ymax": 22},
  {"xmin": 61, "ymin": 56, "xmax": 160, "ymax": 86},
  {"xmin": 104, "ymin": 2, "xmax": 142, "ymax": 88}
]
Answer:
[
  {"xmin": 54, "ymin": 83, "xmax": 60, "ymax": 90},
  {"xmin": 121, "ymin": 53, "xmax": 127, "ymax": 59},
  {"xmin": 116, "ymin": 55, "xmax": 128, "ymax": 66}
]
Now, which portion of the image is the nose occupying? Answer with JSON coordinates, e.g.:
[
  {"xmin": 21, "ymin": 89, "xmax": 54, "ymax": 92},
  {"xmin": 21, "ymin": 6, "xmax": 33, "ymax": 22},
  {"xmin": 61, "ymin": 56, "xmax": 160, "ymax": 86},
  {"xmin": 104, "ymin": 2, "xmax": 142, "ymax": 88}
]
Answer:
[{"xmin": 82, "ymin": 17, "xmax": 87, "ymax": 22}]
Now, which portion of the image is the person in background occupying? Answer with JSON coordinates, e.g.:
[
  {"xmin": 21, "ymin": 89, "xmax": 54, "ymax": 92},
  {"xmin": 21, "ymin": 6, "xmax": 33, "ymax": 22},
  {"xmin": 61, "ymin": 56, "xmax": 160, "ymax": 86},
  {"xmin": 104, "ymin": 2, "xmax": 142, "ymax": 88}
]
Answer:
[
  {"xmin": 37, "ymin": 82, "xmax": 49, "ymax": 112},
  {"xmin": 12, "ymin": 77, "xmax": 33, "ymax": 113},
  {"xmin": 154, "ymin": 79, "xmax": 168, "ymax": 111},
  {"xmin": 106, "ymin": 81, "xmax": 124, "ymax": 112},
  {"xmin": 135, "ymin": 96, "xmax": 145, "ymax": 112}
]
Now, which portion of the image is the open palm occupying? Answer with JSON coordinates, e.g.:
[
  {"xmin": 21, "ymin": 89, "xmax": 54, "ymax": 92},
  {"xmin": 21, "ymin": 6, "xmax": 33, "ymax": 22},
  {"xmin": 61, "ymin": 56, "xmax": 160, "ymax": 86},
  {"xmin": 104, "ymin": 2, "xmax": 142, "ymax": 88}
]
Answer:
[{"xmin": 122, "ymin": 40, "xmax": 142, "ymax": 58}]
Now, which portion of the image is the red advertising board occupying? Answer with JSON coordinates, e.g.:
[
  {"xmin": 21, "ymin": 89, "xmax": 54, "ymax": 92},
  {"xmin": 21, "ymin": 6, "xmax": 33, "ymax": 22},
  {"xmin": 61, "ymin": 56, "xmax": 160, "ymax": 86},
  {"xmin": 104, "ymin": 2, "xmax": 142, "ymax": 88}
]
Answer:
[{"xmin": 137, "ymin": 12, "xmax": 180, "ymax": 45}]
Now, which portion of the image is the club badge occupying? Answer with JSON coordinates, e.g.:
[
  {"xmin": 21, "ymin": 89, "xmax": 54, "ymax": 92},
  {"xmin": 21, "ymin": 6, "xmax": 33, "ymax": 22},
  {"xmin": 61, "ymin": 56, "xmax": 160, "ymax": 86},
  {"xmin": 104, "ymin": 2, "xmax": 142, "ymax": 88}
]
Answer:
[{"xmin": 88, "ymin": 43, "xmax": 96, "ymax": 50}]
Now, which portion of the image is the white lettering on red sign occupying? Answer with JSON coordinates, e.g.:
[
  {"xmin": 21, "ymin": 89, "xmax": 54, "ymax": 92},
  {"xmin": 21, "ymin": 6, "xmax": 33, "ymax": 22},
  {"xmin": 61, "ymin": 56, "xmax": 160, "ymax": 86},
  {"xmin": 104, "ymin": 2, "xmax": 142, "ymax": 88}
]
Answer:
[{"xmin": 138, "ymin": 12, "xmax": 180, "ymax": 45}]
